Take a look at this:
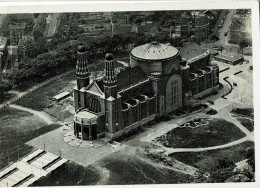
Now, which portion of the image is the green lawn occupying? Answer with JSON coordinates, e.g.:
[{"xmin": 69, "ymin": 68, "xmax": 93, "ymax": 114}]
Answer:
[
  {"xmin": 158, "ymin": 118, "xmax": 245, "ymax": 148},
  {"xmin": 171, "ymin": 141, "xmax": 254, "ymax": 182},
  {"xmin": 0, "ymin": 107, "xmax": 62, "ymax": 169},
  {"xmin": 102, "ymin": 156, "xmax": 192, "ymax": 184},
  {"xmin": 32, "ymin": 161, "xmax": 100, "ymax": 186},
  {"xmin": 15, "ymin": 71, "xmax": 76, "ymax": 111}
]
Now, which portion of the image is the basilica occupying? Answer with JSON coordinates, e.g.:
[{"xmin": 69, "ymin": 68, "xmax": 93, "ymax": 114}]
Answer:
[{"xmin": 73, "ymin": 42, "xmax": 219, "ymax": 140}]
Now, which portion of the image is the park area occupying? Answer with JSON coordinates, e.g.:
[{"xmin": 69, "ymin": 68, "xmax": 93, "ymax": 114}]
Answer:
[
  {"xmin": 170, "ymin": 141, "xmax": 254, "ymax": 182},
  {"xmin": 157, "ymin": 118, "xmax": 245, "ymax": 148},
  {"xmin": 0, "ymin": 107, "xmax": 61, "ymax": 169},
  {"xmin": 32, "ymin": 161, "xmax": 100, "ymax": 186},
  {"xmin": 14, "ymin": 71, "xmax": 77, "ymax": 111}
]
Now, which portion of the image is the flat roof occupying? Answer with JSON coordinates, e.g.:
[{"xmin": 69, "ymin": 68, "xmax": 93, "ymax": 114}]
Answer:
[
  {"xmin": 53, "ymin": 91, "xmax": 70, "ymax": 100},
  {"xmin": 215, "ymin": 54, "xmax": 244, "ymax": 62},
  {"xmin": 76, "ymin": 110, "xmax": 97, "ymax": 120}
]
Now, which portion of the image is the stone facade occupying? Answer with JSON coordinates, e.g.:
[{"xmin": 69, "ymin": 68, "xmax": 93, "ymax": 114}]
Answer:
[{"xmin": 73, "ymin": 42, "xmax": 219, "ymax": 140}]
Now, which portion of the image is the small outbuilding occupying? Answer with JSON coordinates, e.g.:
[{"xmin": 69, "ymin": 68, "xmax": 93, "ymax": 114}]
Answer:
[
  {"xmin": 214, "ymin": 54, "xmax": 244, "ymax": 65},
  {"xmin": 52, "ymin": 91, "xmax": 70, "ymax": 102}
]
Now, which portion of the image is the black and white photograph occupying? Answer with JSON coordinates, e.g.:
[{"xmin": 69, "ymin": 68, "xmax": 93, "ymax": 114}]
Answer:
[{"xmin": 0, "ymin": 0, "xmax": 259, "ymax": 187}]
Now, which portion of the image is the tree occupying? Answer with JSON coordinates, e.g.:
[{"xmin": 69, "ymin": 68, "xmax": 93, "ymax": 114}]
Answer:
[
  {"xmin": 239, "ymin": 39, "xmax": 249, "ymax": 56},
  {"xmin": 134, "ymin": 17, "xmax": 143, "ymax": 25},
  {"xmin": 0, "ymin": 81, "xmax": 12, "ymax": 100},
  {"xmin": 246, "ymin": 147, "xmax": 255, "ymax": 171},
  {"xmin": 129, "ymin": 14, "xmax": 137, "ymax": 23},
  {"xmin": 33, "ymin": 30, "xmax": 43, "ymax": 40}
]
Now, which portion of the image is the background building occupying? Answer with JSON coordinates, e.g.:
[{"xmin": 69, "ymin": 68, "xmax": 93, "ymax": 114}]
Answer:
[
  {"xmin": 0, "ymin": 37, "xmax": 8, "ymax": 75},
  {"xmin": 17, "ymin": 34, "xmax": 37, "ymax": 62},
  {"xmin": 194, "ymin": 13, "xmax": 210, "ymax": 42}
]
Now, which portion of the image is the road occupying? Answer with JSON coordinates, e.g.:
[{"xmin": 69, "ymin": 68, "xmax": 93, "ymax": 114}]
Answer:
[
  {"xmin": 0, "ymin": 14, "xmax": 6, "ymax": 25},
  {"xmin": 216, "ymin": 9, "xmax": 237, "ymax": 47},
  {"xmin": 44, "ymin": 13, "xmax": 60, "ymax": 38}
]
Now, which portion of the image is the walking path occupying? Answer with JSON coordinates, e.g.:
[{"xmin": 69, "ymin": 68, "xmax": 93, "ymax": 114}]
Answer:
[
  {"xmin": 9, "ymin": 104, "xmax": 54, "ymax": 125},
  {"xmin": 0, "ymin": 149, "xmax": 68, "ymax": 187},
  {"xmin": 164, "ymin": 137, "xmax": 248, "ymax": 155}
]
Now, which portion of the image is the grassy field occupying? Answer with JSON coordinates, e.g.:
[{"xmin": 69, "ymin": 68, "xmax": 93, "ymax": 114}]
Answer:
[
  {"xmin": 14, "ymin": 71, "xmax": 76, "ymax": 111},
  {"xmin": 171, "ymin": 141, "xmax": 254, "ymax": 171},
  {"xmin": 101, "ymin": 155, "xmax": 192, "ymax": 184},
  {"xmin": 32, "ymin": 161, "xmax": 100, "ymax": 186},
  {"xmin": 158, "ymin": 118, "xmax": 245, "ymax": 148},
  {"xmin": 171, "ymin": 141, "xmax": 254, "ymax": 181},
  {"xmin": 0, "ymin": 107, "xmax": 62, "ymax": 169},
  {"xmin": 44, "ymin": 97, "xmax": 75, "ymax": 124}
]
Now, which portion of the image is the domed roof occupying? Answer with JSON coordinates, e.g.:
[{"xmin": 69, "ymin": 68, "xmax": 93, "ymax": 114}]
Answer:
[
  {"xmin": 105, "ymin": 53, "xmax": 114, "ymax": 61},
  {"xmin": 131, "ymin": 41, "xmax": 178, "ymax": 60},
  {"xmin": 78, "ymin": 45, "xmax": 86, "ymax": 53}
]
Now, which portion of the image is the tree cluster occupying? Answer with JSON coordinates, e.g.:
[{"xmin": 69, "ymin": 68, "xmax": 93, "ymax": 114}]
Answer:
[
  {"xmin": 6, "ymin": 23, "xmax": 182, "ymax": 92},
  {"xmin": 147, "ymin": 11, "xmax": 182, "ymax": 26}
]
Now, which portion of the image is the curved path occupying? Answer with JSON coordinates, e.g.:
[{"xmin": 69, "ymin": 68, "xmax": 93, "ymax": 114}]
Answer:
[
  {"xmin": 162, "ymin": 108, "xmax": 254, "ymax": 155},
  {"xmin": 9, "ymin": 104, "xmax": 54, "ymax": 125},
  {"xmin": 164, "ymin": 109, "xmax": 253, "ymax": 155},
  {"xmin": 164, "ymin": 136, "xmax": 249, "ymax": 155}
]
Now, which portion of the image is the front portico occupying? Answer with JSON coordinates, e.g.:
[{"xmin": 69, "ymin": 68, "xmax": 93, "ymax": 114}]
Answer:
[{"xmin": 74, "ymin": 110, "xmax": 98, "ymax": 140}]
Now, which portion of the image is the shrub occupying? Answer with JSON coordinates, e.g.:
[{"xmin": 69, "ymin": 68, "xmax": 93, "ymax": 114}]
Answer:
[{"xmin": 206, "ymin": 109, "xmax": 218, "ymax": 115}]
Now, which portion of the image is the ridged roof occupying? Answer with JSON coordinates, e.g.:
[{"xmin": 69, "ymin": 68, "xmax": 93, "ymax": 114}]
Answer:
[
  {"xmin": 131, "ymin": 42, "xmax": 178, "ymax": 60},
  {"xmin": 179, "ymin": 42, "xmax": 206, "ymax": 61}
]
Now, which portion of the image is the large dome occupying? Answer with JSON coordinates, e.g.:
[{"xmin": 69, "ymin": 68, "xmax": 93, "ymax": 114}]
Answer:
[{"xmin": 131, "ymin": 41, "xmax": 179, "ymax": 61}]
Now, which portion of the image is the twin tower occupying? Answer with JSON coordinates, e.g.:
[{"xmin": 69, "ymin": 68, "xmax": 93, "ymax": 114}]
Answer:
[{"xmin": 75, "ymin": 45, "xmax": 117, "ymax": 108}]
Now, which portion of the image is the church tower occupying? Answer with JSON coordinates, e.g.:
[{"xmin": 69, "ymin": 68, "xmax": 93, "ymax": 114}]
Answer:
[
  {"xmin": 103, "ymin": 53, "xmax": 117, "ymax": 98},
  {"xmin": 103, "ymin": 53, "xmax": 118, "ymax": 134},
  {"xmin": 74, "ymin": 45, "xmax": 90, "ymax": 111},
  {"xmin": 76, "ymin": 45, "xmax": 90, "ymax": 90}
]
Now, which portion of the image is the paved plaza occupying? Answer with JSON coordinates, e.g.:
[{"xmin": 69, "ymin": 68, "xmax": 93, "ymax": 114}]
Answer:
[
  {"xmin": 26, "ymin": 126, "xmax": 126, "ymax": 167},
  {"xmin": 0, "ymin": 149, "xmax": 67, "ymax": 187}
]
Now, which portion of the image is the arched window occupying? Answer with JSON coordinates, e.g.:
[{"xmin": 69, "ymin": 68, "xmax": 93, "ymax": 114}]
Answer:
[
  {"xmin": 166, "ymin": 74, "xmax": 182, "ymax": 113},
  {"xmin": 172, "ymin": 80, "xmax": 179, "ymax": 107},
  {"xmin": 89, "ymin": 97, "xmax": 101, "ymax": 113}
]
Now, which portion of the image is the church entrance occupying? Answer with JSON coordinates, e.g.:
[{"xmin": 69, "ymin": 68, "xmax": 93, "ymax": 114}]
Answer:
[
  {"xmin": 92, "ymin": 126, "xmax": 97, "ymax": 140},
  {"xmin": 83, "ymin": 127, "xmax": 89, "ymax": 140},
  {"xmin": 82, "ymin": 126, "xmax": 97, "ymax": 140},
  {"xmin": 75, "ymin": 125, "xmax": 82, "ymax": 138}
]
